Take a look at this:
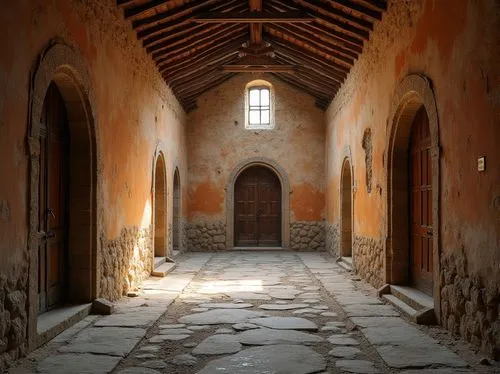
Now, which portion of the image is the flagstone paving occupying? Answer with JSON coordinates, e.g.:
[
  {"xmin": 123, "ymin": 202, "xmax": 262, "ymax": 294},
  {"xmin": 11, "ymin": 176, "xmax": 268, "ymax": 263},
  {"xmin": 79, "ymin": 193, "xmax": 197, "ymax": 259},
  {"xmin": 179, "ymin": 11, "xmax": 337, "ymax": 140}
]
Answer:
[{"xmin": 9, "ymin": 251, "xmax": 500, "ymax": 374}]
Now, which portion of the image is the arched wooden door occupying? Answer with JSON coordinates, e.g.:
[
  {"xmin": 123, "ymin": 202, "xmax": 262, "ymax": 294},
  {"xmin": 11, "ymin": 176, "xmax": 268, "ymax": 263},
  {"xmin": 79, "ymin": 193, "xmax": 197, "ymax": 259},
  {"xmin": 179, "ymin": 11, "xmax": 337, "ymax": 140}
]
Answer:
[
  {"xmin": 38, "ymin": 83, "xmax": 69, "ymax": 313},
  {"xmin": 234, "ymin": 166, "xmax": 281, "ymax": 247},
  {"xmin": 341, "ymin": 160, "xmax": 353, "ymax": 258},
  {"xmin": 410, "ymin": 106, "xmax": 433, "ymax": 295},
  {"xmin": 154, "ymin": 155, "xmax": 167, "ymax": 257}
]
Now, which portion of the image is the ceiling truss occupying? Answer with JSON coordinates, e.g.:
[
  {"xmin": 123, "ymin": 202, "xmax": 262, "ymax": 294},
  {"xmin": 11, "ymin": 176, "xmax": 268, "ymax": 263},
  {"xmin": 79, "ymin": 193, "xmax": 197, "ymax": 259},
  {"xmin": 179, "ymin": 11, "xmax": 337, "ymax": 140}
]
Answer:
[{"xmin": 118, "ymin": 0, "xmax": 387, "ymax": 111}]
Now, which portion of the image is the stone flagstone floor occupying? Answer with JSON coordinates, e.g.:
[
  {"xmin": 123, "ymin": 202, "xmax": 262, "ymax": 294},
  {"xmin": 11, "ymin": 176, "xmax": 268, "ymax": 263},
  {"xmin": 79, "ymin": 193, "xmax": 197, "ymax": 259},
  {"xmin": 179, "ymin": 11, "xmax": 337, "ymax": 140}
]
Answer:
[{"xmin": 9, "ymin": 251, "xmax": 500, "ymax": 374}]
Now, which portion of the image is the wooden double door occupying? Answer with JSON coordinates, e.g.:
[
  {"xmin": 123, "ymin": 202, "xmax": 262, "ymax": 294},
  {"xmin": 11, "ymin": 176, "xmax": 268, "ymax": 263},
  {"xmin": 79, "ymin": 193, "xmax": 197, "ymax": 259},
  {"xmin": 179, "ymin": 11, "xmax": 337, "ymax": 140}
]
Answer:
[
  {"xmin": 38, "ymin": 83, "xmax": 69, "ymax": 313},
  {"xmin": 234, "ymin": 166, "xmax": 281, "ymax": 247},
  {"xmin": 409, "ymin": 107, "xmax": 433, "ymax": 295}
]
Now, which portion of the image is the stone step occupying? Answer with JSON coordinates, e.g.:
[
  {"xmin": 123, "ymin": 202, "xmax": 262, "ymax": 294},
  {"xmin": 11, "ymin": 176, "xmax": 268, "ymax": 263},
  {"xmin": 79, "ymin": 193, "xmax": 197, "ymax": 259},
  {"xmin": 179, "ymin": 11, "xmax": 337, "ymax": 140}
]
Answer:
[
  {"xmin": 336, "ymin": 257, "xmax": 353, "ymax": 272},
  {"xmin": 154, "ymin": 256, "xmax": 166, "ymax": 268},
  {"xmin": 152, "ymin": 261, "xmax": 177, "ymax": 277},
  {"xmin": 389, "ymin": 285, "xmax": 433, "ymax": 311},
  {"xmin": 382, "ymin": 293, "xmax": 436, "ymax": 325}
]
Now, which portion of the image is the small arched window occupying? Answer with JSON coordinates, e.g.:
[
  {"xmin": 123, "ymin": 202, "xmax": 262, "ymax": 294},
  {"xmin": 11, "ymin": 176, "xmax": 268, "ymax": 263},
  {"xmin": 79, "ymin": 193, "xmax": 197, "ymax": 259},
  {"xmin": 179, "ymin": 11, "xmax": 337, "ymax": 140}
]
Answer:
[{"xmin": 245, "ymin": 80, "xmax": 274, "ymax": 129}]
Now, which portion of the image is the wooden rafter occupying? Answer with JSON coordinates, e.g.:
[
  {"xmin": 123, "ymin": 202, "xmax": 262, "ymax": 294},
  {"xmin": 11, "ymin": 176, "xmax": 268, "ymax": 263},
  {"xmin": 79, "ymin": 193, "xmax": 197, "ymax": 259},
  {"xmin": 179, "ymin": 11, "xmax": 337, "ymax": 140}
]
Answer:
[
  {"xmin": 194, "ymin": 11, "xmax": 314, "ymax": 23},
  {"xmin": 117, "ymin": 0, "xmax": 387, "ymax": 111}
]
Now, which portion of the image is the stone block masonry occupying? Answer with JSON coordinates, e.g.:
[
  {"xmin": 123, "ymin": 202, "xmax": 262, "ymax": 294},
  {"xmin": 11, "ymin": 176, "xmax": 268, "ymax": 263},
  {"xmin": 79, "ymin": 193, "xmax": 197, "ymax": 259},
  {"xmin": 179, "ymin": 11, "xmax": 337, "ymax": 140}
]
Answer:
[
  {"xmin": 290, "ymin": 221, "xmax": 325, "ymax": 251},
  {"xmin": 325, "ymin": 223, "xmax": 340, "ymax": 257},
  {"xmin": 353, "ymin": 235, "xmax": 383, "ymax": 288},
  {"xmin": 0, "ymin": 270, "xmax": 28, "ymax": 370},
  {"xmin": 187, "ymin": 221, "xmax": 226, "ymax": 250},
  {"xmin": 100, "ymin": 227, "xmax": 152, "ymax": 301},
  {"xmin": 440, "ymin": 251, "xmax": 500, "ymax": 359}
]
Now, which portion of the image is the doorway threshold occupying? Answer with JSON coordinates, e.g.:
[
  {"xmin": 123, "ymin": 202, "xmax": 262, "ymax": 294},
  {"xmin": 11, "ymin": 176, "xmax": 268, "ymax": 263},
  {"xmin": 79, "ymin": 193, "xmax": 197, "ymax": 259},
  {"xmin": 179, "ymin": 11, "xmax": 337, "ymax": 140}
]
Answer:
[
  {"xmin": 337, "ymin": 256, "xmax": 353, "ymax": 271},
  {"xmin": 37, "ymin": 303, "xmax": 92, "ymax": 347}
]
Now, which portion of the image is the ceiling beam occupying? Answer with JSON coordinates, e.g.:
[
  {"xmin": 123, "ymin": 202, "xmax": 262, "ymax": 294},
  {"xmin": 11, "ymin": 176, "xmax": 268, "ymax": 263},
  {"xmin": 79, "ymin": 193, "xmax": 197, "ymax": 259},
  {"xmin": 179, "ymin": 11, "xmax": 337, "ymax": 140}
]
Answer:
[
  {"xmin": 161, "ymin": 36, "xmax": 247, "ymax": 75},
  {"xmin": 266, "ymin": 36, "xmax": 348, "ymax": 78},
  {"xmin": 193, "ymin": 11, "xmax": 315, "ymax": 23},
  {"xmin": 143, "ymin": 1, "xmax": 244, "ymax": 46},
  {"xmin": 132, "ymin": 0, "xmax": 222, "ymax": 29},
  {"xmin": 265, "ymin": 25, "xmax": 352, "ymax": 69},
  {"xmin": 154, "ymin": 24, "xmax": 246, "ymax": 63},
  {"xmin": 223, "ymin": 65, "xmax": 296, "ymax": 73}
]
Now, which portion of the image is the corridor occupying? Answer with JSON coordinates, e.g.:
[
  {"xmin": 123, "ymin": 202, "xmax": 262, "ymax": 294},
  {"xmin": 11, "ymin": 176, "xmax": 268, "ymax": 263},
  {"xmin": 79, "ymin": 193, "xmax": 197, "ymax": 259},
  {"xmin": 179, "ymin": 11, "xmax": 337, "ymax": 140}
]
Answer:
[{"xmin": 10, "ymin": 252, "xmax": 496, "ymax": 374}]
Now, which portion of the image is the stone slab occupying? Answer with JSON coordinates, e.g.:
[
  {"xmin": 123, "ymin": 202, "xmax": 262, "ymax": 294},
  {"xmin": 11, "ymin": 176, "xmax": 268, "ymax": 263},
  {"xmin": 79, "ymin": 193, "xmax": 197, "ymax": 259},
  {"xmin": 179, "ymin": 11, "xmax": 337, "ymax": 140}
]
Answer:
[
  {"xmin": 259, "ymin": 303, "xmax": 308, "ymax": 310},
  {"xmin": 59, "ymin": 327, "xmax": 145, "ymax": 357},
  {"xmin": 37, "ymin": 353, "xmax": 121, "ymax": 374},
  {"xmin": 196, "ymin": 344, "xmax": 326, "ymax": 374},
  {"xmin": 344, "ymin": 304, "xmax": 400, "ymax": 317},
  {"xmin": 193, "ymin": 334, "xmax": 242, "ymax": 355},
  {"xmin": 198, "ymin": 303, "xmax": 253, "ymax": 309},
  {"xmin": 329, "ymin": 346, "xmax": 362, "ymax": 358},
  {"xmin": 232, "ymin": 323, "xmax": 259, "ymax": 331},
  {"xmin": 327, "ymin": 334, "xmax": 360, "ymax": 346},
  {"xmin": 179, "ymin": 309, "xmax": 268, "ymax": 325},
  {"xmin": 94, "ymin": 308, "xmax": 163, "ymax": 327},
  {"xmin": 335, "ymin": 359, "xmax": 380, "ymax": 373},
  {"xmin": 238, "ymin": 327, "xmax": 323, "ymax": 345},
  {"xmin": 149, "ymin": 334, "xmax": 190, "ymax": 343},
  {"xmin": 249, "ymin": 317, "xmax": 318, "ymax": 331},
  {"xmin": 375, "ymin": 345, "xmax": 468, "ymax": 369},
  {"xmin": 350, "ymin": 317, "xmax": 409, "ymax": 328},
  {"xmin": 117, "ymin": 368, "xmax": 161, "ymax": 374},
  {"xmin": 172, "ymin": 354, "xmax": 198, "ymax": 366}
]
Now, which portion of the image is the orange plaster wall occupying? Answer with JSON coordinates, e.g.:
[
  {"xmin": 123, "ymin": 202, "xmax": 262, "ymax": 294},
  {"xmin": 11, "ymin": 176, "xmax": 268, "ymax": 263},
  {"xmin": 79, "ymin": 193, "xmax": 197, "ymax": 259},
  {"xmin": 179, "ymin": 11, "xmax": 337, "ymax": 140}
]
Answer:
[
  {"xmin": 325, "ymin": 0, "xmax": 499, "ymax": 281},
  {"xmin": 187, "ymin": 73, "xmax": 325, "ymax": 223},
  {"xmin": 0, "ymin": 0, "xmax": 188, "ymax": 276}
]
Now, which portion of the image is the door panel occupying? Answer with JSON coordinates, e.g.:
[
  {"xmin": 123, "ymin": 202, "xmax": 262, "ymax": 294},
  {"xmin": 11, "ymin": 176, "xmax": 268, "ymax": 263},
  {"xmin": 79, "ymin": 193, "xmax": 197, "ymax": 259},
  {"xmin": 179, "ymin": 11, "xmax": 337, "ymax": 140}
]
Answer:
[
  {"xmin": 235, "ymin": 167, "xmax": 281, "ymax": 247},
  {"xmin": 38, "ymin": 83, "xmax": 68, "ymax": 313},
  {"xmin": 410, "ymin": 107, "xmax": 433, "ymax": 295}
]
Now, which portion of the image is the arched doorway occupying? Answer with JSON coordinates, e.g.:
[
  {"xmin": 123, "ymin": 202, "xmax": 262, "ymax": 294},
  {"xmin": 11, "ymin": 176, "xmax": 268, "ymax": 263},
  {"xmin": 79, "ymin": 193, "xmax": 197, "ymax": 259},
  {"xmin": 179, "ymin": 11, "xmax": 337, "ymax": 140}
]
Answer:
[
  {"xmin": 386, "ymin": 74, "xmax": 440, "ymax": 303},
  {"xmin": 341, "ymin": 158, "xmax": 353, "ymax": 260},
  {"xmin": 234, "ymin": 166, "xmax": 282, "ymax": 247},
  {"xmin": 153, "ymin": 154, "xmax": 167, "ymax": 258},
  {"xmin": 409, "ymin": 106, "xmax": 433, "ymax": 294},
  {"xmin": 172, "ymin": 168, "xmax": 181, "ymax": 252},
  {"xmin": 38, "ymin": 83, "xmax": 70, "ymax": 313},
  {"xmin": 27, "ymin": 42, "xmax": 99, "ymax": 349}
]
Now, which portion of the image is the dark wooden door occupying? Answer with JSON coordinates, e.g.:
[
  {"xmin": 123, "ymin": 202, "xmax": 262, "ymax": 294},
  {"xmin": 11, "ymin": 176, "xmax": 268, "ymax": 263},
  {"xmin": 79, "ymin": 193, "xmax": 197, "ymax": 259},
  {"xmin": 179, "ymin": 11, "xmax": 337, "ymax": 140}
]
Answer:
[
  {"xmin": 38, "ymin": 83, "xmax": 69, "ymax": 313},
  {"xmin": 409, "ymin": 107, "xmax": 433, "ymax": 295},
  {"xmin": 235, "ymin": 166, "xmax": 281, "ymax": 247}
]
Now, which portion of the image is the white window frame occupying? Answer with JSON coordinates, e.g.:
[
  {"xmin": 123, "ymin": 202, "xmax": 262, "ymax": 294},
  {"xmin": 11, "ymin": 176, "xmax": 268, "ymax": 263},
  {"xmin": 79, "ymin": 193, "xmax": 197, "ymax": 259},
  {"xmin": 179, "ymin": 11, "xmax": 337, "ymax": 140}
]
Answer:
[{"xmin": 245, "ymin": 80, "xmax": 275, "ymax": 129}]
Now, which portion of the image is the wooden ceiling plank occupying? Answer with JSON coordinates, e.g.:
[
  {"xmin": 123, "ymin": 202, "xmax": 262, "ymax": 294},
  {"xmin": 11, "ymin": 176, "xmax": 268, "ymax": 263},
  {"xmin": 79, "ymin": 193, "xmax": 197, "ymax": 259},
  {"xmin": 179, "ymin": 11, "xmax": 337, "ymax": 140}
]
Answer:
[
  {"xmin": 194, "ymin": 11, "xmax": 315, "ymax": 23},
  {"xmin": 153, "ymin": 24, "xmax": 245, "ymax": 62},
  {"xmin": 176, "ymin": 71, "xmax": 230, "ymax": 96},
  {"xmin": 117, "ymin": 0, "xmax": 135, "ymax": 7},
  {"xmin": 146, "ymin": 23, "xmax": 221, "ymax": 54},
  {"xmin": 133, "ymin": 0, "xmax": 222, "ymax": 29},
  {"xmin": 161, "ymin": 36, "xmax": 247, "ymax": 75},
  {"xmin": 180, "ymin": 73, "xmax": 238, "ymax": 102},
  {"xmin": 267, "ymin": 0, "xmax": 372, "ymax": 30},
  {"xmin": 169, "ymin": 55, "xmax": 240, "ymax": 87},
  {"xmin": 267, "ymin": 36, "xmax": 348, "ymax": 77},
  {"xmin": 269, "ymin": 73, "xmax": 330, "ymax": 103},
  {"xmin": 272, "ymin": 23, "xmax": 358, "ymax": 59},
  {"xmin": 265, "ymin": 25, "xmax": 353, "ymax": 68},
  {"xmin": 273, "ymin": 53, "xmax": 342, "ymax": 85},
  {"xmin": 143, "ymin": 1, "xmax": 244, "ymax": 46},
  {"xmin": 269, "ymin": 0, "xmax": 365, "ymax": 46},
  {"xmin": 125, "ymin": 0, "xmax": 168, "ymax": 19},
  {"xmin": 282, "ymin": 0, "xmax": 370, "ymax": 38},
  {"xmin": 328, "ymin": 0, "xmax": 386, "ymax": 19}
]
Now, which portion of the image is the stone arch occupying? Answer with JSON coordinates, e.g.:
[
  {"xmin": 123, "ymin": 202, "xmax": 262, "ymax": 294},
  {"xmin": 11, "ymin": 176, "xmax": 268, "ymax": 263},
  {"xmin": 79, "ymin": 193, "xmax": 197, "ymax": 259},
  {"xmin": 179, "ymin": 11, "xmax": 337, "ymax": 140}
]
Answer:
[
  {"xmin": 340, "ymin": 156, "xmax": 354, "ymax": 259},
  {"xmin": 226, "ymin": 157, "xmax": 290, "ymax": 248},
  {"xmin": 27, "ymin": 41, "xmax": 99, "ymax": 348},
  {"xmin": 172, "ymin": 166, "xmax": 181, "ymax": 252},
  {"xmin": 152, "ymin": 150, "xmax": 167, "ymax": 259},
  {"xmin": 385, "ymin": 74, "xmax": 440, "ymax": 313}
]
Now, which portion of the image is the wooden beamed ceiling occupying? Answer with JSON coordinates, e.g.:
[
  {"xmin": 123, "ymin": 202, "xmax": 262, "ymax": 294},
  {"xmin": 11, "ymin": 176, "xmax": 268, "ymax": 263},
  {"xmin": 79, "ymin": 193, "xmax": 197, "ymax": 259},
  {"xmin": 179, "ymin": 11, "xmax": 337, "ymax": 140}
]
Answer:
[{"xmin": 118, "ymin": 0, "xmax": 387, "ymax": 111}]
